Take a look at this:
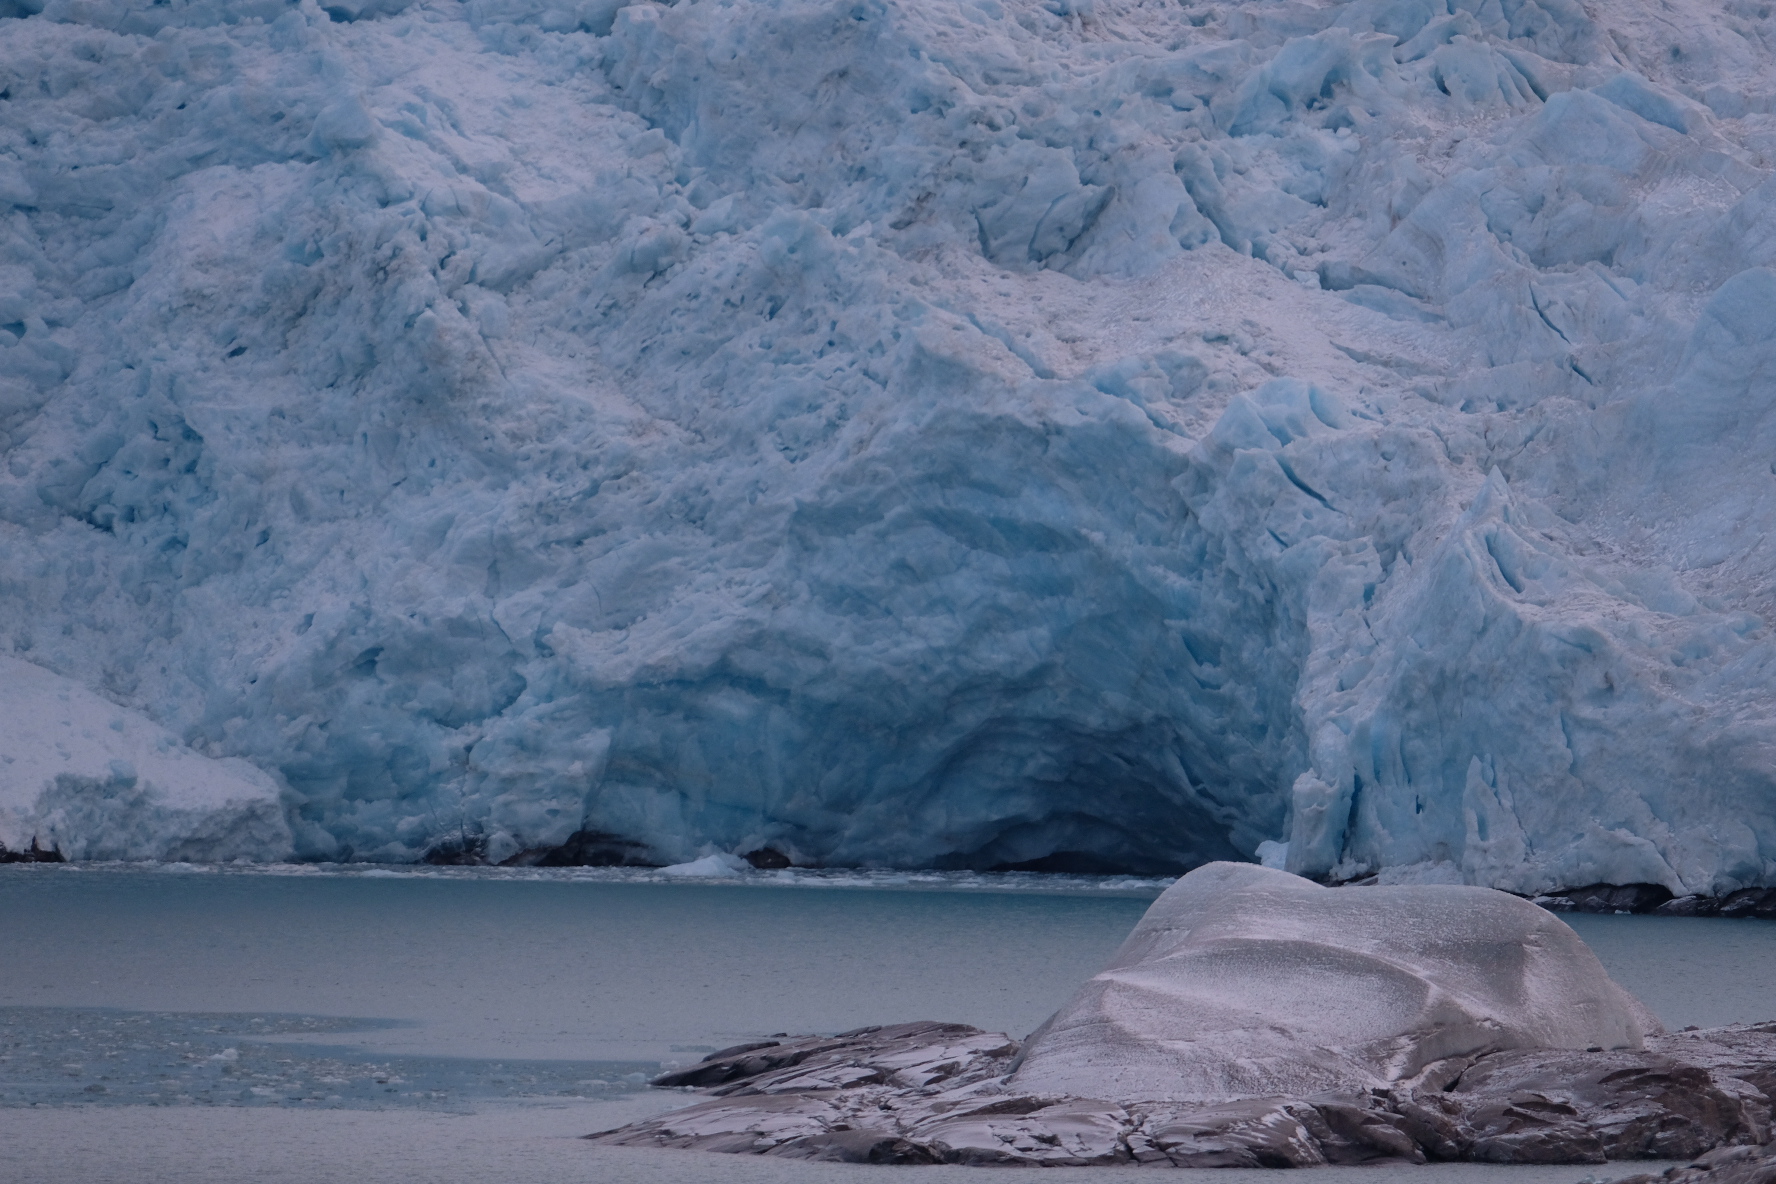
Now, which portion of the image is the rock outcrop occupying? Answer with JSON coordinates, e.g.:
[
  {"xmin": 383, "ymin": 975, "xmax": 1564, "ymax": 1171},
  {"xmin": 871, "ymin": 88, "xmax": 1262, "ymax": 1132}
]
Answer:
[
  {"xmin": 590, "ymin": 1020, "xmax": 1776, "ymax": 1166},
  {"xmin": 1618, "ymin": 1144, "xmax": 1776, "ymax": 1184},
  {"xmin": 591, "ymin": 866, "xmax": 1776, "ymax": 1165}
]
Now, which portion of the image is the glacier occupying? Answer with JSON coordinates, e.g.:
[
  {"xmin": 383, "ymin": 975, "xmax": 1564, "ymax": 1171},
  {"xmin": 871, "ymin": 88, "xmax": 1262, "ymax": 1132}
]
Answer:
[{"xmin": 1, "ymin": 0, "xmax": 1775, "ymax": 888}]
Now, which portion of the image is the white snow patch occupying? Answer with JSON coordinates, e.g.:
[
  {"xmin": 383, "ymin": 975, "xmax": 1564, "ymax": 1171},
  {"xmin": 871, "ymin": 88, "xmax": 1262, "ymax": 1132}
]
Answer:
[{"xmin": 0, "ymin": 656, "xmax": 291, "ymax": 861}]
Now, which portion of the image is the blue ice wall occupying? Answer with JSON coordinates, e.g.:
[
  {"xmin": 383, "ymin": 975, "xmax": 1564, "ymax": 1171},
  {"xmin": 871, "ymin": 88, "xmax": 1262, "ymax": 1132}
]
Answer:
[{"xmin": 2, "ymin": 0, "xmax": 1775, "ymax": 889}]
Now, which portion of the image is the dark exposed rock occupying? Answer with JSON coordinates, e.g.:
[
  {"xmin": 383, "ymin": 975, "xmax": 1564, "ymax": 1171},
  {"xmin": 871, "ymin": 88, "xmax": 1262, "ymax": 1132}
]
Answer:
[
  {"xmin": 420, "ymin": 828, "xmax": 664, "ymax": 867},
  {"xmin": 591, "ymin": 1021, "xmax": 1776, "ymax": 1167},
  {"xmin": 1649, "ymin": 1023, "xmax": 1776, "ymax": 1136},
  {"xmin": 1614, "ymin": 1144, "xmax": 1776, "ymax": 1184},
  {"xmin": 769, "ymin": 1130, "xmax": 941, "ymax": 1164},
  {"xmin": 500, "ymin": 829, "xmax": 661, "ymax": 868},
  {"xmin": 421, "ymin": 835, "xmax": 488, "ymax": 865},
  {"xmin": 915, "ymin": 1096, "xmax": 1134, "ymax": 1165},
  {"xmin": 652, "ymin": 1022, "xmax": 1015, "ymax": 1094},
  {"xmin": 1136, "ymin": 1098, "xmax": 1332, "ymax": 1167},
  {"xmin": 1130, "ymin": 1095, "xmax": 1424, "ymax": 1167},
  {"xmin": 700, "ymin": 1041, "xmax": 785, "ymax": 1063},
  {"xmin": 742, "ymin": 848, "xmax": 792, "ymax": 869},
  {"xmin": 1311, "ymin": 1095, "xmax": 1426, "ymax": 1163},
  {"xmin": 1650, "ymin": 890, "xmax": 1776, "ymax": 919},
  {"xmin": 0, "ymin": 838, "xmax": 65, "ymax": 863},
  {"xmin": 1533, "ymin": 894, "xmax": 1579, "ymax": 912},
  {"xmin": 1533, "ymin": 883, "xmax": 1675, "ymax": 914},
  {"xmin": 1524, "ymin": 884, "xmax": 1776, "ymax": 920},
  {"xmin": 1450, "ymin": 1046, "xmax": 1762, "ymax": 1162},
  {"xmin": 1720, "ymin": 889, "xmax": 1776, "ymax": 920},
  {"xmin": 986, "ymin": 851, "xmax": 1171, "ymax": 876},
  {"xmin": 1658, "ymin": 896, "xmax": 1725, "ymax": 917}
]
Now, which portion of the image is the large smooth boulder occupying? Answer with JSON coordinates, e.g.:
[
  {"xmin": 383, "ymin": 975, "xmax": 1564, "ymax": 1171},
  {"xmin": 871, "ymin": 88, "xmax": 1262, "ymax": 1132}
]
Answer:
[
  {"xmin": 1009, "ymin": 862, "xmax": 1659, "ymax": 1103},
  {"xmin": 593, "ymin": 870, "xmax": 1774, "ymax": 1166}
]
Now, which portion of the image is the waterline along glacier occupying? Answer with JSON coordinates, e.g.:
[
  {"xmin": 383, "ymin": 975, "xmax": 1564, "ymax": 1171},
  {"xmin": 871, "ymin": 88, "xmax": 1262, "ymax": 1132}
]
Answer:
[{"xmin": 2, "ymin": 0, "xmax": 1775, "ymax": 890}]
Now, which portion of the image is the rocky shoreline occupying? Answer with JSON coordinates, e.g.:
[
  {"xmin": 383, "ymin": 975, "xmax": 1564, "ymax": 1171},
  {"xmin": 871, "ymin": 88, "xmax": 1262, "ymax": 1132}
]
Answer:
[
  {"xmin": 0, "ymin": 839, "xmax": 64, "ymax": 864},
  {"xmin": 594, "ymin": 864, "xmax": 1776, "ymax": 1168},
  {"xmin": 1529, "ymin": 884, "xmax": 1776, "ymax": 920},
  {"xmin": 1333, "ymin": 879, "xmax": 1776, "ymax": 919},
  {"xmin": 1620, "ymin": 1145, "xmax": 1776, "ymax": 1184},
  {"xmin": 590, "ymin": 1020, "xmax": 1776, "ymax": 1167}
]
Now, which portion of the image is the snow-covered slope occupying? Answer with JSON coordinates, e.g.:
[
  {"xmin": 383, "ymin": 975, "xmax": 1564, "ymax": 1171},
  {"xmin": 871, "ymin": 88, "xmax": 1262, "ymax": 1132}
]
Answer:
[
  {"xmin": 1, "ymin": 0, "xmax": 1773, "ymax": 885},
  {"xmin": 0, "ymin": 656, "xmax": 291, "ymax": 860}
]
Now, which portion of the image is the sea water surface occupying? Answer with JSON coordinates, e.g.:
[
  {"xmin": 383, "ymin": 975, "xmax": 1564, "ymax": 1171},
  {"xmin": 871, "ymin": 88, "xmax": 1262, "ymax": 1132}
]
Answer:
[{"xmin": 2, "ymin": 863, "xmax": 1773, "ymax": 1184}]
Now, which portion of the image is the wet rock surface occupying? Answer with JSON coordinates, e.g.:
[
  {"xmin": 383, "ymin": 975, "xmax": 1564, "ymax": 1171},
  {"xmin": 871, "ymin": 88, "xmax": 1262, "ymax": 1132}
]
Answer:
[
  {"xmin": 590, "ymin": 1022, "xmax": 1776, "ymax": 1166},
  {"xmin": 422, "ymin": 829, "xmax": 663, "ymax": 868},
  {"xmin": 1526, "ymin": 884, "xmax": 1776, "ymax": 920},
  {"xmin": 1617, "ymin": 1144, "xmax": 1776, "ymax": 1184},
  {"xmin": 0, "ymin": 839, "xmax": 63, "ymax": 863}
]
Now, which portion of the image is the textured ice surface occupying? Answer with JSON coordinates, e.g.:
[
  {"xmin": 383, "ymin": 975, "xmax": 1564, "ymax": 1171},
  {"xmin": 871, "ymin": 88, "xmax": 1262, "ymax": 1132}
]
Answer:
[
  {"xmin": 1010, "ymin": 862, "xmax": 1657, "ymax": 1103},
  {"xmin": 0, "ymin": 656, "xmax": 290, "ymax": 859},
  {"xmin": 2, "ymin": 0, "xmax": 1776, "ymax": 880}
]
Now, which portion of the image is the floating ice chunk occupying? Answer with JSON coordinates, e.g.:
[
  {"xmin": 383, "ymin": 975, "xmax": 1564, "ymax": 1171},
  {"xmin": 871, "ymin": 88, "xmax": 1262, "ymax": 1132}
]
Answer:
[
  {"xmin": 1010, "ymin": 863, "xmax": 1657, "ymax": 1103},
  {"xmin": 1254, "ymin": 840, "xmax": 1289, "ymax": 869},
  {"xmin": 657, "ymin": 852, "xmax": 750, "ymax": 878}
]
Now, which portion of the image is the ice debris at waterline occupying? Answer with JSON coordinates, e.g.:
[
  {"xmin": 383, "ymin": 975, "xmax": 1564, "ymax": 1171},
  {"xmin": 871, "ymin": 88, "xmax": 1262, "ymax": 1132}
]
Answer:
[
  {"xmin": 593, "ymin": 865, "xmax": 1776, "ymax": 1166},
  {"xmin": 3, "ymin": 0, "xmax": 1776, "ymax": 885}
]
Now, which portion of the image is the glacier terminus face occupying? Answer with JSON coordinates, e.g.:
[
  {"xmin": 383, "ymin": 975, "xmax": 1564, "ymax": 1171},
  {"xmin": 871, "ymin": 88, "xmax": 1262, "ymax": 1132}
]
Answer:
[{"xmin": 2, "ymin": 0, "xmax": 1775, "ymax": 888}]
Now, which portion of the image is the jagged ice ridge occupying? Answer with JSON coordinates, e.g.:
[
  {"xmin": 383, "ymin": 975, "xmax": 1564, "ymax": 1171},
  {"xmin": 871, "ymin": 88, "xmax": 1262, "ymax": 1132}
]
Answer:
[{"xmin": 2, "ymin": 0, "xmax": 1776, "ymax": 889}]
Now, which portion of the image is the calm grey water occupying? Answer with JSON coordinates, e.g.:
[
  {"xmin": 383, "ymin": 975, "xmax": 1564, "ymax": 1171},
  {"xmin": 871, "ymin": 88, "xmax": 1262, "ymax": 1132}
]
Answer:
[
  {"xmin": 0, "ymin": 865, "xmax": 1161, "ymax": 1064},
  {"xmin": 2, "ymin": 862, "xmax": 1773, "ymax": 1184}
]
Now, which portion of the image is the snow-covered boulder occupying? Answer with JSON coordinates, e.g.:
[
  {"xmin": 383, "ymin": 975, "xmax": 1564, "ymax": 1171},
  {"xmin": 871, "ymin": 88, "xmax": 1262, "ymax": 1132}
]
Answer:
[
  {"xmin": 0, "ymin": 656, "xmax": 291, "ymax": 861},
  {"xmin": 1010, "ymin": 863, "xmax": 1657, "ymax": 1103}
]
